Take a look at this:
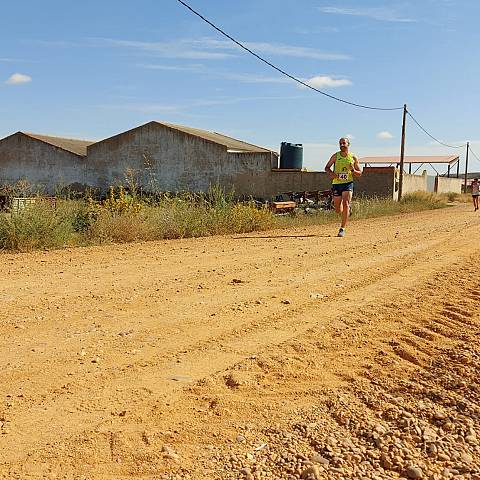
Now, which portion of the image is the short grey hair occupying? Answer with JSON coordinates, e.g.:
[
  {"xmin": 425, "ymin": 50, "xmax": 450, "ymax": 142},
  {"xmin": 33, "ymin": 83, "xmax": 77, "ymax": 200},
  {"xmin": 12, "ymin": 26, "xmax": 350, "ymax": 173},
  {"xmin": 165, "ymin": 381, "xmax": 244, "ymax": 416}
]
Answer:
[{"xmin": 339, "ymin": 137, "xmax": 350, "ymax": 145}]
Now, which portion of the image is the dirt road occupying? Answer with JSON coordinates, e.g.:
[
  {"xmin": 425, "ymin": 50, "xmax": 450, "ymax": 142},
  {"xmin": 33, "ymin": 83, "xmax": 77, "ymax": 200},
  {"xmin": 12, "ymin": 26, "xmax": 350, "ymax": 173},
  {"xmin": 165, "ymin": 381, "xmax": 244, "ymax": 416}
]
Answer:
[{"xmin": 1, "ymin": 205, "xmax": 479, "ymax": 479}]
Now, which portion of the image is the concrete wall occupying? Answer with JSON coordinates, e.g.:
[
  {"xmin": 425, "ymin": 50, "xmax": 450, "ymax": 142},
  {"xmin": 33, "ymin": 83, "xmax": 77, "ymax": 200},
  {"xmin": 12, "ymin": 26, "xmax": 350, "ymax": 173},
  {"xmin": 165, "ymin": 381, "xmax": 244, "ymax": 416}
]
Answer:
[
  {"xmin": 86, "ymin": 122, "xmax": 275, "ymax": 194},
  {"xmin": 356, "ymin": 167, "xmax": 396, "ymax": 199},
  {"xmin": 401, "ymin": 171, "xmax": 428, "ymax": 196},
  {"xmin": 0, "ymin": 133, "xmax": 86, "ymax": 193},
  {"xmin": 434, "ymin": 176, "xmax": 463, "ymax": 194},
  {"xmin": 234, "ymin": 170, "xmax": 330, "ymax": 199},
  {"xmin": 234, "ymin": 166, "xmax": 398, "ymax": 200},
  {"xmin": 226, "ymin": 151, "xmax": 277, "ymax": 195}
]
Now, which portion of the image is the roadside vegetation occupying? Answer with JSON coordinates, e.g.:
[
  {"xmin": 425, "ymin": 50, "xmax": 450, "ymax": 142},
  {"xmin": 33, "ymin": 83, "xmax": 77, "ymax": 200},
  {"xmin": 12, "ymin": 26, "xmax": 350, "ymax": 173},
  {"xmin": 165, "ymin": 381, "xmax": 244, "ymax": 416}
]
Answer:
[{"xmin": 0, "ymin": 184, "xmax": 456, "ymax": 252}]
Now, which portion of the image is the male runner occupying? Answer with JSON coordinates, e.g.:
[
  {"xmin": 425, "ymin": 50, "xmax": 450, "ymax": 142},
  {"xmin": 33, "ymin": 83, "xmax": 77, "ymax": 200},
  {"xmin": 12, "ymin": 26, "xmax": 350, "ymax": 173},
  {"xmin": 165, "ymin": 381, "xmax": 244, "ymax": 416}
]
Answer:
[{"xmin": 325, "ymin": 137, "xmax": 362, "ymax": 237}]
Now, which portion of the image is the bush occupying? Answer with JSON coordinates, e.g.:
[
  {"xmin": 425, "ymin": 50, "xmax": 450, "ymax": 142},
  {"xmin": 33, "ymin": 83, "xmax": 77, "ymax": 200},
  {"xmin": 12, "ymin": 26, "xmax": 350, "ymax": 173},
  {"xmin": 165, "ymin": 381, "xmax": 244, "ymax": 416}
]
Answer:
[
  {"xmin": 0, "ymin": 188, "xmax": 450, "ymax": 252},
  {"xmin": 446, "ymin": 191, "xmax": 459, "ymax": 202},
  {"xmin": 0, "ymin": 202, "xmax": 79, "ymax": 251},
  {"xmin": 86, "ymin": 209, "xmax": 153, "ymax": 243},
  {"xmin": 399, "ymin": 191, "xmax": 446, "ymax": 209},
  {"xmin": 275, "ymin": 192, "xmax": 449, "ymax": 229},
  {"xmin": 80, "ymin": 189, "xmax": 273, "ymax": 243}
]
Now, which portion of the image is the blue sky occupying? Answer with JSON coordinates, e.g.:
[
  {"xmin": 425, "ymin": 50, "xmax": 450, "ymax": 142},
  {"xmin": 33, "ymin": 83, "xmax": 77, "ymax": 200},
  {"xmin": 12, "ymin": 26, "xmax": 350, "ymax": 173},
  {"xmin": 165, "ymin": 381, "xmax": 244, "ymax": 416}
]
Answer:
[{"xmin": 1, "ymin": 0, "xmax": 480, "ymax": 171}]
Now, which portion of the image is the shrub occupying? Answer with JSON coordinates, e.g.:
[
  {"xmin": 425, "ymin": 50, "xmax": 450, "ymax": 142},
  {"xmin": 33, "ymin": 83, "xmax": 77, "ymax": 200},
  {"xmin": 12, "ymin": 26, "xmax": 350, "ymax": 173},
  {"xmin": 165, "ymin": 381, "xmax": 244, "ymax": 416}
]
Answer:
[
  {"xmin": 227, "ymin": 202, "xmax": 274, "ymax": 232},
  {"xmin": 86, "ymin": 209, "xmax": 153, "ymax": 243},
  {"xmin": 78, "ymin": 188, "xmax": 273, "ymax": 243},
  {"xmin": 446, "ymin": 191, "xmax": 459, "ymax": 202},
  {"xmin": 103, "ymin": 186, "xmax": 143, "ymax": 215},
  {"xmin": 399, "ymin": 191, "xmax": 446, "ymax": 209},
  {"xmin": 0, "ymin": 202, "xmax": 79, "ymax": 251},
  {"xmin": 0, "ymin": 187, "xmax": 451, "ymax": 252}
]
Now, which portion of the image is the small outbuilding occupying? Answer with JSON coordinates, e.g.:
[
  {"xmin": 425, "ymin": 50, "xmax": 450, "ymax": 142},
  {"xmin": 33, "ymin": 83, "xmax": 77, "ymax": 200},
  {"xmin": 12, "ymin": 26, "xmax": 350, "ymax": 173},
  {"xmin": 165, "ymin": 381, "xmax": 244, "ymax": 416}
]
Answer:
[
  {"xmin": 0, "ymin": 121, "xmax": 278, "ymax": 195},
  {"xmin": 85, "ymin": 121, "xmax": 278, "ymax": 194},
  {"xmin": 359, "ymin": 155, "xmax": 463, "ymax": 196},
  {"xmin": 360, "ymin": 155, "xmax": 461, "ymax": 176},
  {"xmin": 0, "ymin": 132, "xmax": 94, "ymax": 192}
]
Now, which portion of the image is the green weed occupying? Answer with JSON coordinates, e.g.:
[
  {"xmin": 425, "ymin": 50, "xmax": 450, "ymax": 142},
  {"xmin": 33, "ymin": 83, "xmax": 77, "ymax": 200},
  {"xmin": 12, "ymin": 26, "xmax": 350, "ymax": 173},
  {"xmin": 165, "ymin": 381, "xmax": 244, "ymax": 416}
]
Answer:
[{"xmin": 0, "ymin": 189, "xmax": 450, "ymax": 252}]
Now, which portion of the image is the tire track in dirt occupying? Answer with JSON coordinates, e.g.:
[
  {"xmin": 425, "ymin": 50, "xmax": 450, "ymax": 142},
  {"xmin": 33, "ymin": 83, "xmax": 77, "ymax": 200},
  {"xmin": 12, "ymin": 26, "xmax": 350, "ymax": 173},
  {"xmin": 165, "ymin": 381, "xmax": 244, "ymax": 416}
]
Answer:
[
  {"xmin": 0, "ymin": 205, "xmax": 479, "ymax": 476},
  {"xmin": 190, "ymin": 261, "xmax": 480, "ymax": 479},
  {"xmin": 49, "ymin": 256, "xmax": 479, "ymax": 480}
]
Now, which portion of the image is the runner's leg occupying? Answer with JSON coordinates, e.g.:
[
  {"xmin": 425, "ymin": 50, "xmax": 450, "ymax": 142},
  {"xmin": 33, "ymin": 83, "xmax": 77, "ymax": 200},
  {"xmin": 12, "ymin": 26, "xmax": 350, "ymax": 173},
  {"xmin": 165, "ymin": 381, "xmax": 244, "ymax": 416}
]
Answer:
[
  {"xmin": 341, "ymin": 191, "xmax": 353, "ymax": 228},
  {"xmin": 334, "ymin": 195, "xmax": 343, "ymax": 215}
]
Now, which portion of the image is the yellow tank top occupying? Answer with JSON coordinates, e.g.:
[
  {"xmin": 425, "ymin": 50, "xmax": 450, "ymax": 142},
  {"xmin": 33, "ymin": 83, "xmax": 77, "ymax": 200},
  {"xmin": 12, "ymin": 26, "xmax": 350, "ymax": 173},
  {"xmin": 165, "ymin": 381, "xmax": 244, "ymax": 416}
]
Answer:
[{"xmin": 332, "ymin": 151, "xmax": 354, "ymax": 184}]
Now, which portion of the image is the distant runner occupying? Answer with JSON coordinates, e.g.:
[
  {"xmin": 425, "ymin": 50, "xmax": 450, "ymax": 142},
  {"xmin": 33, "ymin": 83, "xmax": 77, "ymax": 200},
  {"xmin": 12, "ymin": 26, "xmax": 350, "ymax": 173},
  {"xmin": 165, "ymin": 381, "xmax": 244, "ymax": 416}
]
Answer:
[
  {"xmin": 325, "ymin": 137, "xmax": 362, "ymax": 237},
  {"xmin": 472, "ymin": 178, "xmax": 479, "ymax": 211}
]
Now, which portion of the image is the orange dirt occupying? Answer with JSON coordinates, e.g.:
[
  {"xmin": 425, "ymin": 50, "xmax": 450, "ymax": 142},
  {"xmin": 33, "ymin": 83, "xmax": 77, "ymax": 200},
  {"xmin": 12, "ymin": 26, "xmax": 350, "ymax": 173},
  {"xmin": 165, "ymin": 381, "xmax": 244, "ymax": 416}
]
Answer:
[{"xmin": 0, "ymin": 205, "xmax": 479, "ymax": 479}]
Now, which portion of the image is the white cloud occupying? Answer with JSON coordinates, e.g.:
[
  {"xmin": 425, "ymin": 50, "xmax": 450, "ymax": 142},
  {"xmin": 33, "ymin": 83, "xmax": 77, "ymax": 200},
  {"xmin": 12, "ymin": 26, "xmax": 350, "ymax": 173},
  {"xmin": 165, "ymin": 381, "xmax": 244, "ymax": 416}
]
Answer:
[
  {"xmin": 196, "ymin": 37, "xmax": 350, "ymax": 60},
  {"xmin": 91, "ymin": 38, "xmax": 234, "ymax": 60},
  {"xmin": 137, "ymin": 63, "xmax": 206, "ymax": 72},
  {"xmin": 303, "ymin": 75, "xmax": 352, "ymax": 89},
  {"xmin": 345, "ymin": 134, "xmax": 355, "ymax": 140},
  {"xmin": 96, "ymin": 103, "xmax": 184, "ymax": 115},
  {"xmin": 35, "ymin": 40, "xmax": 81, "ymax": 48},
  {"xmin": 91, "ymin": 37, "xmax": 350, "ymax": 61},
  {"xmin": 137, "ymin": 64, "xmax": 351, "ymax": 89},
  {"xmin": 190, "ymin": 95, "xmax": 309, "ymax": 108},
  {"xmin": 221, "ymin": 72, "xmax": 290, "ymax": 84},
  {"xmin": 139, "ymin": 66, "xmax": 289, "ymax": 84},
  {"xmin": 5, "ymin": 73, "xmax": 32, "ymax": 85},
  {"xmin": 238, "ymin": 41, "xmax": 350, "ymax": 61},
  {"xmin": 294, "ymin": 26, "xmax": 340, "ymax": 35},
  {"xmin": 319, "ymin": 7, "xmax": 416, "ymax": 23},
  {"xmin": 95, "ymin": 94, "xmax": 309, "ymax": 115},
  {"xmin": 377, "ymin": 131, "xmax": 394, "ymax": 139}
]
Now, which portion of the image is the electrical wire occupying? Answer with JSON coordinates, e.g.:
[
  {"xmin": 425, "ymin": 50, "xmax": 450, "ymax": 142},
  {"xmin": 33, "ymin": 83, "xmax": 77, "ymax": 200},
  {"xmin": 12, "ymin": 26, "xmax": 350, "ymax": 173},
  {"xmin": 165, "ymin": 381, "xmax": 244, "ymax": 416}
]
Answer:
[
  {"xmin": 177, "ymin": 0, "xmax": 475, "ymax": 149},
  {"xmin": 469, "ymin": 146, "xmax": 480, "ymax": 165},
  {"xmin": 406, "ymin": 110, "xmax": 466, "ymax": 149},
  {"xmin": 175, "ymin": 0, "xmax": 403, "ymax": 111}
]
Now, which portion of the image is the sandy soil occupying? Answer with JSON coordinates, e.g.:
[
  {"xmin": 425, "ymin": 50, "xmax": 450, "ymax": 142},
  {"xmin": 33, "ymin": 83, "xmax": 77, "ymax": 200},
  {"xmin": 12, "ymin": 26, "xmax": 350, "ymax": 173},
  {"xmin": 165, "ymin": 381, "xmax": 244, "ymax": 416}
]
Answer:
[{"xmin": 0, "ymin": 205, "xmax": 479, "ymax": 480}]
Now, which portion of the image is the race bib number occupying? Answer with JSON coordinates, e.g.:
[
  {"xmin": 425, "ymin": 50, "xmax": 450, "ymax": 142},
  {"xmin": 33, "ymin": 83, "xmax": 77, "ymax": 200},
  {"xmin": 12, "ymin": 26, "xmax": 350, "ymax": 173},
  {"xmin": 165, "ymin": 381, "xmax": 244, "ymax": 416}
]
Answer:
[{"xmin": 338, "ymin": 173, "xmax": 348, "ymax": 180}]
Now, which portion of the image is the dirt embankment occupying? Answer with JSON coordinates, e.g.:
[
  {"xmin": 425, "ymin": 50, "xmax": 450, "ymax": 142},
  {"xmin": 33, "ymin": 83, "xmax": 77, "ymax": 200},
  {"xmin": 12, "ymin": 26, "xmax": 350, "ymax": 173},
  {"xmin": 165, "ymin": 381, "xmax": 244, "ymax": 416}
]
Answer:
[{"xmin": 0, "ymin": 205, "xmax": 479, "ymax": 479}]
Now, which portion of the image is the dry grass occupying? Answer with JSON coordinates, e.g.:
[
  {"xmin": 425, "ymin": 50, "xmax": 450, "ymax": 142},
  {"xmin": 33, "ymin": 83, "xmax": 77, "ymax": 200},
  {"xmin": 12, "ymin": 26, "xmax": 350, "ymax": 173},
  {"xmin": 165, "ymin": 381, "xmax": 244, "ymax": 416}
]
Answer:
[
  {"xmin": 461, "ymin": 193, "xmax": 474, "ymax": 203},
  {"xmin": 278, "ymin": 191, "xmax": 449, "ymax": 228},
  {"xmin": 0, "ymin": 190, "xmax": 450, "ymax": 252},
  {"xmin": 0, "ymin": 202, "xmax": 79, "ymax": 251}
]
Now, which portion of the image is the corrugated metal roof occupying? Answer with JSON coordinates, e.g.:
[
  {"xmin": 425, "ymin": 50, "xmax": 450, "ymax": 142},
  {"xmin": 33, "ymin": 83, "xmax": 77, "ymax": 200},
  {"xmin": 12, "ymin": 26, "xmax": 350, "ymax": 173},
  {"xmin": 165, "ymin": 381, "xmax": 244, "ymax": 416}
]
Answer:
[
  {"xmin": 159, "ymin": 122, "xmax": 273, "ymax": 153},
  {"xmin": 360, "ymin": 155, "xmax": 459, "ymax": 165},
  {"xmin": 22, "ymin": 132, "xmax": 94, "ymax": 156}
]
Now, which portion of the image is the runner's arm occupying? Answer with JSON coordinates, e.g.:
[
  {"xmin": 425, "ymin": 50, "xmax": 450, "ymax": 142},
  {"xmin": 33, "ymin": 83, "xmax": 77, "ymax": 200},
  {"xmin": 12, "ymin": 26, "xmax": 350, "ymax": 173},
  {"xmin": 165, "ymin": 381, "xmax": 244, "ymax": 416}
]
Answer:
[
  {"xmin": 351, "ymin": 155, "xmax": 363, "ymax": 176},
  {"xmin": 325, "ymin": 154, "xmax": 337, "ymax": 179}
]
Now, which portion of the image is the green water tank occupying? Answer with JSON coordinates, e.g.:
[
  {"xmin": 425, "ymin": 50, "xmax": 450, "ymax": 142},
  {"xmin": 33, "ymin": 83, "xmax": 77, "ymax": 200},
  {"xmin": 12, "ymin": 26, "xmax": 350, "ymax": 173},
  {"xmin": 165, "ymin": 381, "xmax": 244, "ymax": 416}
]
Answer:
[{"xmin": 280, "ymin": 142, "xmax": 303, "ymax": 169}]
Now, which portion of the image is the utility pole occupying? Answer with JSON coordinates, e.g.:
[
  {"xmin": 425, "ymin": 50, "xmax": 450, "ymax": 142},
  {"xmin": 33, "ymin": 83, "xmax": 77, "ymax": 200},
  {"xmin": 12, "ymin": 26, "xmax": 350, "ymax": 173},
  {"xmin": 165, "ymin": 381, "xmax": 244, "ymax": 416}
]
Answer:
[
  {"xmin": 398, "ymin": 104, "xmax": 407, "ymax": 200},
  {"xmin": 464, "ymin": 142, "xmax": 470, "ymax": 192}
]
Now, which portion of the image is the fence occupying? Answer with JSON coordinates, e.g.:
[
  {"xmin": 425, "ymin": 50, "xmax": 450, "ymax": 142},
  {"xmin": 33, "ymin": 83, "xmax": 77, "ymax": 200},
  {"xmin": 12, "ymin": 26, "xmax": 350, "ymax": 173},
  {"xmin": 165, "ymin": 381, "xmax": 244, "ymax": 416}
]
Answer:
[{"xmin": 8, "ymin": 197, "xmax": 57, "ymax": 213}]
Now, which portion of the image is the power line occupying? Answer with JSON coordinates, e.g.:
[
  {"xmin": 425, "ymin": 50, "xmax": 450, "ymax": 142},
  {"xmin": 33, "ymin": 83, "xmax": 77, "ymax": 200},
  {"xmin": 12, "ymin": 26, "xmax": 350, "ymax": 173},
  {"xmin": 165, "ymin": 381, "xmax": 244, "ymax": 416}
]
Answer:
[
  {"xmin": 406, "ymin": 110, "xmax": 466, "ymax": 149},
  {"xmin": 177, "ymin": 0, "xmax": 474, "ymax": 150},
  {"xmin": 175, "ymin": 0, "xmax": 403, "ymax": 111},
  {"xmin": 469, "ymin": 146, "xmax": 480, "ymax": 165}
]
